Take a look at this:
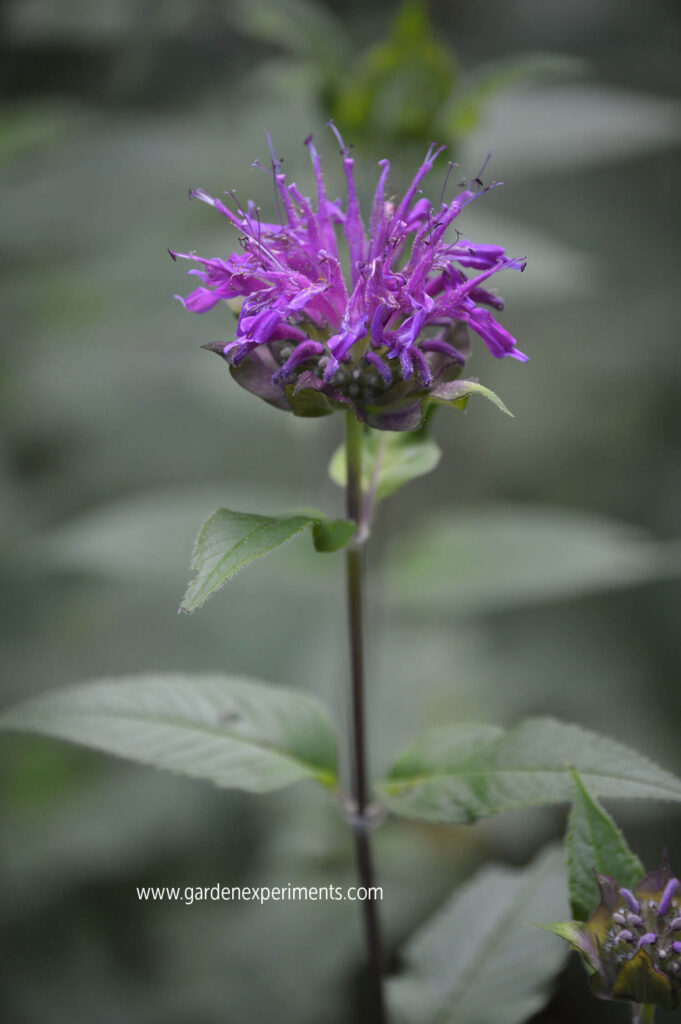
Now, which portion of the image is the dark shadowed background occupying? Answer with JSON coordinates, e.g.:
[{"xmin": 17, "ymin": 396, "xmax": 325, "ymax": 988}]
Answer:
[{"xmin": 1, "ymin": 0, "xmax": 680, "ymax": 1021}]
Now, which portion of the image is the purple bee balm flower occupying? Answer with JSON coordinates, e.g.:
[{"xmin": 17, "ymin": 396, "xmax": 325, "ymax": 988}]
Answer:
[
  {"xmin": 546, "ymin": 854, "xmax": 681, "ymax": 1013},
  {"xmin": 172, "ymin": 126, "xmax": 527, "ymax": 431}
]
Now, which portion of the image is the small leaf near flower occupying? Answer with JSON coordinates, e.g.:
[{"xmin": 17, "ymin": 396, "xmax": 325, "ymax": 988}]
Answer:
[
  {"xmin": 329, "ymin": 428, "xmax": 442, "ymax": 502},
  {"xmin": 428, "ymin": 378, "xmax": 513, "ymax": 416},
  {"xmin": 567, "ymin": 770, "xmax": 644, "ymax": 923},
  {"xmin": 181, "ymin": 509, "xmax": 355, "ymax": 613}
]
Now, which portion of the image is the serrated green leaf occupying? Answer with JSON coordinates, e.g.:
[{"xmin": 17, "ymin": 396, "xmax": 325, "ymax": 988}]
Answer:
[
  {"xmin": 388, "ymin": 846, "xmax": 569, "ymax": 1024},
  {"xmin": 181, "ymin": 509, "xmax": 354, "ymax": 613},
  {"xmin": 567, "ymin": 770, "xmax": 644, "ymax": 922},
  {"xmin": 0, "ymin": 674, "xmax": 338, "ymax": 792},
  {"xmin": 329, "ymin": 429, "xmax": 441, "ymax": 502},
  {"xmin": 379, "ymin": 718, "xmax": 681, "ymax": 824},
  {"xmin": 442, "ymin": 52, "xmax": 588, "ymax": 137}
]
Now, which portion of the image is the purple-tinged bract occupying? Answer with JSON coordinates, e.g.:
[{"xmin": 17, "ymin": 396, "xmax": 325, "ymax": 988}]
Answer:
[{"xmin": 172, "ymin": 127, "xmax": 527, "ymax": 431}]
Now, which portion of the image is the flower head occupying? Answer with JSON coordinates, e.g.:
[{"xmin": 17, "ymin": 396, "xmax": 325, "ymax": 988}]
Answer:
[
  {"xmin": 172, "ymin": 126, "xmax": 526, "ymax": 431},
  {"xmin": 549, "ymin": 854, "xmax": 681, "ymax": 1012}
]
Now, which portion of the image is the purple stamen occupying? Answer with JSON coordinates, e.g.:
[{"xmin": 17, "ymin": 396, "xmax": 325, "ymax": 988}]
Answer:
[
  {"xmin": 638, "ymin": 933, "xmax": 657, "ymax": 948},
  {"xmin": 673, "ymin": 941, "xmax": 681, "ymax": 954}
]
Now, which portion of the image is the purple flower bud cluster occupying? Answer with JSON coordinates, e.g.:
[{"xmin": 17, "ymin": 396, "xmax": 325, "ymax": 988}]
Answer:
[
  {"xmin": 568, "ymin": 855, "xmax": 681, "ymax": 1012},
  {"xmin": 172, "ymin": 126, "xmax": 527, "ymax": 431},
  {"xmin": 603, "ymin": 875, "xmax": 681, "ymax": 980}
]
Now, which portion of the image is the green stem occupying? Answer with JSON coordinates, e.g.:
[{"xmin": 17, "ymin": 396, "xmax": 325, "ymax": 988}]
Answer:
[
  {"xmin": 344, "ymin": 411, "xmax": 388, "ymax": 1024},
  {"xmin": 633, "ymin": 1005, "xmax": 656, "ymax": 1024}
]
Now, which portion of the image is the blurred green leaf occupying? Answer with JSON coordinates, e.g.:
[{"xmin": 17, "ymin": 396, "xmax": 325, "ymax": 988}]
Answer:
[
  {"xmin": 567, "ymin": 770, "xmax": 644, "ymax": 922},
  {"xmin": 442, "ymin": 52, "xmax": 589, "ymax": 137},
  {"xmin": 457, "ymin": 83, "xmax": 681, "ymax": 174},
  {"xmin": 386, "ymin": 505, "xmax": 681, "ymax": 614},
  {"xmin": 329, "ymin": 430, "xmax": 441, "ymax": 502},
  {"xmin": 331, "ymin": 0, "xmax": 456, "ymax": 142},
  {"xmin": 28, "ymin": 487, "xmax": 310, "ymax": 582},
  {"xmin": 388, "ymin": 845, "xmax": 569, "ymax": 1024},
  {"xmin": 181, "ymin": 508, "xmax": 354, "ymax": 613},
  {"xmin": 0, "ymin": 101, "xmax": 81, "ymax": 167},
  {"xmin": 229, "ymin": 0, "xmax": 349, "ymax": 69},
  {"xmin": 0, "ymin": 674, "xmax": 338, "ymax": 792},
  {"xmin": 379, "ymin": 718, "xmax": 681, "ymax": 824}
]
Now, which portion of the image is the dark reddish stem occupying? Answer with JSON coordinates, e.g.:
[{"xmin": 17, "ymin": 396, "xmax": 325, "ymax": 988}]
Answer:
[{"xmin": 344, "ymin": 411, "xmax": 388, "ymax": 1024}]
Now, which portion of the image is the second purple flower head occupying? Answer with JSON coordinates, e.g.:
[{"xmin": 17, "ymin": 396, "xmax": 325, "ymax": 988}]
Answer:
[{"xmin": 173, "ymin": 126, "xmax": 527, "ymax": 431}]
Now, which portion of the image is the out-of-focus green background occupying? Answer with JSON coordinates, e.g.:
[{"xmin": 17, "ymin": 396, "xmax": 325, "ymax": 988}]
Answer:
[{"xmin": 1, "ymin": 1, "xmax": 680, "ymax": 1021}]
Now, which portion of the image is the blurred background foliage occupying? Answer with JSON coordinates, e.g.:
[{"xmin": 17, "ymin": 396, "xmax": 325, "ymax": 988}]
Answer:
[{"xmin": 1, "ymin": 0, "xmax": 681, "ymax": 1021}]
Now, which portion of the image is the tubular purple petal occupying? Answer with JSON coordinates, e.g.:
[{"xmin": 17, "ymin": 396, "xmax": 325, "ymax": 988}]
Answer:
[
  {"xmin": 304, "ymin": 135, "xmax": 338, "ymax": 255},
  {"xmin": 411, "ymin": 346, "xmax": 433, "ymax": 387},
  {"xmin": 420, "ymin": 337, "xmax": 466, "ymax": 362},
  {"xmin": 469, "ymin": 285, "xmax": 505, "ymax": 311},
  {"xmin": 272, "ymin": 340, "xmax": 325, "ymax": 382},
  {"xmin": 365, "ymin": 351, "xmax": 392, "ymax": 383},
  {"xmin": 399, "ymin": 347, "xmax": 414, "ymax": 380},
  {"xmin": 393, "ymin": 143, "xmax": 446, "ymax": 225},
  {"xmin": 469, "ymin": 308, "xmax": 525, "ymax": 360},
  {"xmin": 328, "ymin": 122, "xmax": 366, "ymax": 284},
  {"xmin": 450, "ymin": 241, "xmax": 507, "ymax": 269},
  {"xmin": 176, "ymin": 287, "xmax": 225, "ymax": 313}
]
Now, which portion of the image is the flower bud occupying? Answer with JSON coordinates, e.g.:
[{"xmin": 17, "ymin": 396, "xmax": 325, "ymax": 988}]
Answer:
[{"xmin": 549, "ymin": 854, "xmax": 681, "ymax": 1013}]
